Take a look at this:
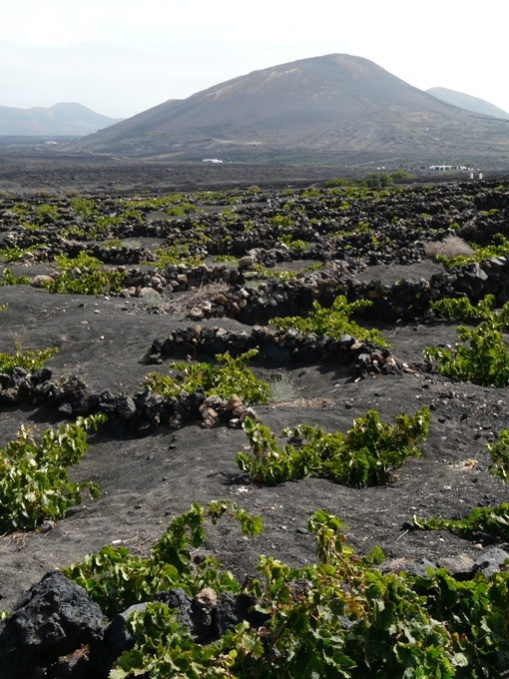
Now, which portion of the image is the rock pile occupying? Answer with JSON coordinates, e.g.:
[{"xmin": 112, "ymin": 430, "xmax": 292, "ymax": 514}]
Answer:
[{"xmin": 0, "ymin": 325, "xmax": 409, "ymax": 433}]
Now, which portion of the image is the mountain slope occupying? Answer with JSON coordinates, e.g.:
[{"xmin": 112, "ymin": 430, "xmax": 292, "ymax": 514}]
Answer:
[
  {"xmin": 427, "ymin": 87, "xmax": 509, "ymax": 120},
  {"xmin": 0, "ymin": 103, "xmax": 123, "ymax": 136},
  {"xmin": 74, "ymin": 54, "xmax": 509, "ymax": 165}
]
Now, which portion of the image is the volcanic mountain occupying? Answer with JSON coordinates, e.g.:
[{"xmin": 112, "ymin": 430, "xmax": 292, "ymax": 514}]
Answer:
[
  {"xmin": 426, "ymin": 87, "xmax": 509, "ymax": 121},
  {"xmin": 74, "ymin": 54, "xmax": 509, "ymax": 166},
  {"xmin": 0, "ymin": 103, "xmax": 122, "ymax": 136}
]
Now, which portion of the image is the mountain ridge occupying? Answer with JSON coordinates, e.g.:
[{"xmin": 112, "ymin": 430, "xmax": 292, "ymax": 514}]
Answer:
[
  {"xmin": 427, "ymin": 87, "xmax": 509, "ymax": 120},
  {"xmin": 0, "ymin": 102, "xmax": 123, "ymax": 137}
]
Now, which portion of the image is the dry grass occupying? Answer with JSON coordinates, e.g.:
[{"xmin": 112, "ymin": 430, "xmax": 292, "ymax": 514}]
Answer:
[
  {"xmin": 271, "ymin": 397, "xmax": 334, "ymax": 409},
  {"xmin": 162, "ymin": 281, "xmax": 230, "ymax": 313},
  {"xmin": 424, "ymin": 235, "xmax": 474, "ymax": 259},
  {"xmin": 178, "ymin": 281, "xmax": 229, "ymax": 306}
]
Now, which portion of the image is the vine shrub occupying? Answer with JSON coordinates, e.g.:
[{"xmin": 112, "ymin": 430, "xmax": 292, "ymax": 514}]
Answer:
[
  {"xmin": 0, "ymin": 414, "xmax": 105, "ymax": 531},
  {"xmin": 272, "ymin": 295, "xmax": 389, "ymax": 347},
  {"xmin": 43, "ymin": 251, "xmax": 126, "ymax": 295},
  {"xmin": 411, "ymin": 503, "xmax": 509, "ymax": 542},
  {"xmin": 236, "ymin": 407, "xmax": 430, "ymax": 487},
  {"xmin": 144, "ymin": 349, "xmax": 271, "ymax": 405},
  {"xmin": 436, "ymin": 233, "xmax": 509, "ymax": 268},
  {"xmin": 65, "ymin": 503, "xmax": 509, "ymax": 677},
  {"xmin": 0, "ymin": 268, "xmax": 31, "ymax": 286},
  {"xmin": 410, "ymin": 430, "xmax": 509, "ymax": 551},
  {"xmin": 0, "ymin": 346, "xmax": 57, "ymax": 373},
  {"xmin": 430, "ymin": 295, "xmax": 496, "ymax": 323},
  {"xmin": 44, "ymin": 268, "xmax": 126, "ymax": 295},
  {"xmin": 424, "ymin": 320, "xmax": 509, "ymax": 387},
  {"xmin": 65, "ymin": 501, "xmax": 262, "ymax": 619},
  {"xmin": 488, "ymin": 429, "xmax": 509, "ymax": 481},
  {"xmin": 431, "ymin": 294, "xmax": 509, "ymax": 328}
]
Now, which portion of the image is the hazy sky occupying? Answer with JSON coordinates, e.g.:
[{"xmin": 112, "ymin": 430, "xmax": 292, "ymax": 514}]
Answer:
[{"xmin": 1, "ymin": 1, "xmax": 507, "ymax": 119}]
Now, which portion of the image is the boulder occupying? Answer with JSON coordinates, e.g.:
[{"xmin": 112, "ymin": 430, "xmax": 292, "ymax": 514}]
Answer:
[{"xmin": 0, "ymin": 571, "xmax": 105, "ymax": 679}]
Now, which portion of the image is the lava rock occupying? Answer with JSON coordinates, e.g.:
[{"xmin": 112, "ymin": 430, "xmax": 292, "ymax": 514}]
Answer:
[{"xmin": 0, "ymin": 571, "xmax": 105, "ymax": 679}]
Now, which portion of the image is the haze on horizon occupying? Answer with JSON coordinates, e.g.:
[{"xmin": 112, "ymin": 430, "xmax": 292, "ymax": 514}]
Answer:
[{"xmin": 1, "ymin": 0, "xmax": 507, "ymax": 120}]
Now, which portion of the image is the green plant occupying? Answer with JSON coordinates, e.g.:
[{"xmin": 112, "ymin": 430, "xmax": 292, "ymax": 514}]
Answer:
[
  {"xmin": 431, "ymin": 295, "xmax": 496, "ymax": 322},
  {"xmin": 362, "ymin": 173, "xmax": 393, "ymax": 189},
  {"xmin": 53, "ymin": 251, "xmax": 102, "ymax": 271},
  {"xmin": 43, "ymin": 251, "xmax": 126, "ymax": 295},
  {"xmin": 236, "ymin": 407, "xmax": 430, "ymax": 487},
  {"xmin": 301, "ymin": 187, "xmax": 322, "ymax": 198},
  {"xmin": 64, "ymin": 501, "xmax": 509, "ymax": 678},
  {"xmin": 36, "ymin": 203, "xmax": 59, "ymax": 223},
  {"xmin": 488, "ymin": 429, "xmax": 509, "ymax": 481},
  {"xmin": 0, "ymin": 415, "xmax": 104, "ymax": 532},
  {"xmin": 424, "ymin": 319, "xmax": 509, "ymax": 387},
  {"xmin": 70, "ymin": 197, "xmax": 95, "ymax": 218},
  {"xmin": 150, "ymin": 244, "xmax": 202, "ymax": 269},
  {"xmin": 0, "ymin": 268, "xmax": 31, "ymax": 286},
  {"xmin": 390, "ymin": 170, "xmax": 416, "ymax": 182},
  {"xmin": 65, "ymin": 500, "xmax": 262, "ymax": 619},
  {"xmin": 0, "ymin": 346, "xmax": 57, "ymax": 373},
  {"xmin": 324, "ymin": 177, "xmax": 355, "ymax": 188},
  {"xmin": 9, "ymin": 202, "xmax": 31, "ymax": 220},
  {"xmin": 144, "ymin": 349, "xmax": 271, "ymax": 405},
  {"xmin": 213, "ymin": 254, "xmax": 238, "ymax": 264},
  {"xmin": 251, "ymin": 264, "xmax": 298, "ymax": 281},
  {"xmin": 44, "ymin": 268, "xmax": 126, "ymax": 295},
  {"xmin": 272, "ymin": 295, "xmax": 389, "ymax": 347},
  {"xmin": 430, "ymin": 295, "xmax": 509, "ymax": 331},
  {"xmin": 411, "ymin": 503, "xmax": 509, "ymax": 543},
  {"xmin": 165, "ymin": 203, "xmax": 198, "ymax": 217},
  {"xmin": 268, "ymin": 213, "xmax": 293, "ymax": 228},
  {"xmin": 0, "ymin": 244, "xmax": 43, "ymax": 263},
  {"xmin": 436, "ymin": 234, "xmax": 509, "ymax": 268},
  {"xmin": 277, "ymin": 234, "xmax": 308, "ymax": 252}
]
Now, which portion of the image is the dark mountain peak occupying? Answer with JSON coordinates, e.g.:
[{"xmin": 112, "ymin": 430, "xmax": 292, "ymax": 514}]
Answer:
[
  {"xmin": 190, "ymin": 53, "xmax": 408, "ymax": 102},
  {"xmin": 73, "ymin": 53, "xmax": 509, "ymax": 167}
]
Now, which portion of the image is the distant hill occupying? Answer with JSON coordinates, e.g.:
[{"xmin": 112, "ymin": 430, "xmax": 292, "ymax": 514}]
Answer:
[
  {"xmin": 0, "ymin": 103, "xmax": 123, "ymax": 136},
  {"xmin": 73, "ymin": 54, "xmax": 509, "ymax": 166},
  {"xmin": 427, "ymin": 87, "xmax": 509, "ymax": 120}
]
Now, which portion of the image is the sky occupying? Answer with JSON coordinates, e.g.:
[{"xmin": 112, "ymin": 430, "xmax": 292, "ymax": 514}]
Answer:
[{"xmin": 1, "ymin": 1, "xmax": 507, "ymax": 120}]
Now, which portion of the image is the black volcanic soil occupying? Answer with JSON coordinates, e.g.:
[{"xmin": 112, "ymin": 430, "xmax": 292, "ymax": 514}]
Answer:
[
  {"xmin": 0, "ymin": 161, "xmax": 509, "ymax": 614},
  {"xmin": 3, "ymin": 283, "xmax": 507, "ymax": 611},
  {"xmin": 0, "ymin": 146, "xmax": 365, "ymax": 195}
]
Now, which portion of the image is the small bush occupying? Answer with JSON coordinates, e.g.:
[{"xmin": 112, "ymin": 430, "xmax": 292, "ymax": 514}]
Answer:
[
  {"xmin": 488, "ymin": 429, "xmax": 509, "ymax": 482},
  {"xmin": 362, "ymin": 173, "xmax": 393, "ymax": 189},
  {"xmin": 43, "ymin": 252, "xmax": 126, "ymax": 295},
  {"xmin": 44, "ymin": 269, "xmax": 126, "ymax": 295},
  {"xmin": 411, "ymin": 503, "xmax": 509, "ymax": 542},
  {"xmin": 0, "ymin": 268, "xmax": 31, "ymax": 286},
  {"xmin": 0, "ymin": 347, "xmax": 57, "ymax": 374},
  {"xmin": 430, "ymin": 295, "xmax": 496, "ymax": 323},
  {"xmin": 272, "ymin": 295, "xmax": 389, "ymax": 347},
  {"xmin": 144, "ymin": 349, "xmax": 271, "ymax": 405},
  {"xmin": 0, "ymin": 415, "xmax": 104, "ymax": 532},
  {"xmin": 424, "ymin": 320, "xmax": 509, "ymax": 387},
  {"xmin": 433, "ymin": 233, "xmax": 509, "ymax": 268},
  {"xmin": 65, "ymin": 500, "xmax": 262, "ymax": 619},
  {"xmin": 236, "ymin": 407, "xmax": 430, "ymax": 487},
  {"xmin": 324, "ymin": 177, "xmax": 355, "ymax": 188}
]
